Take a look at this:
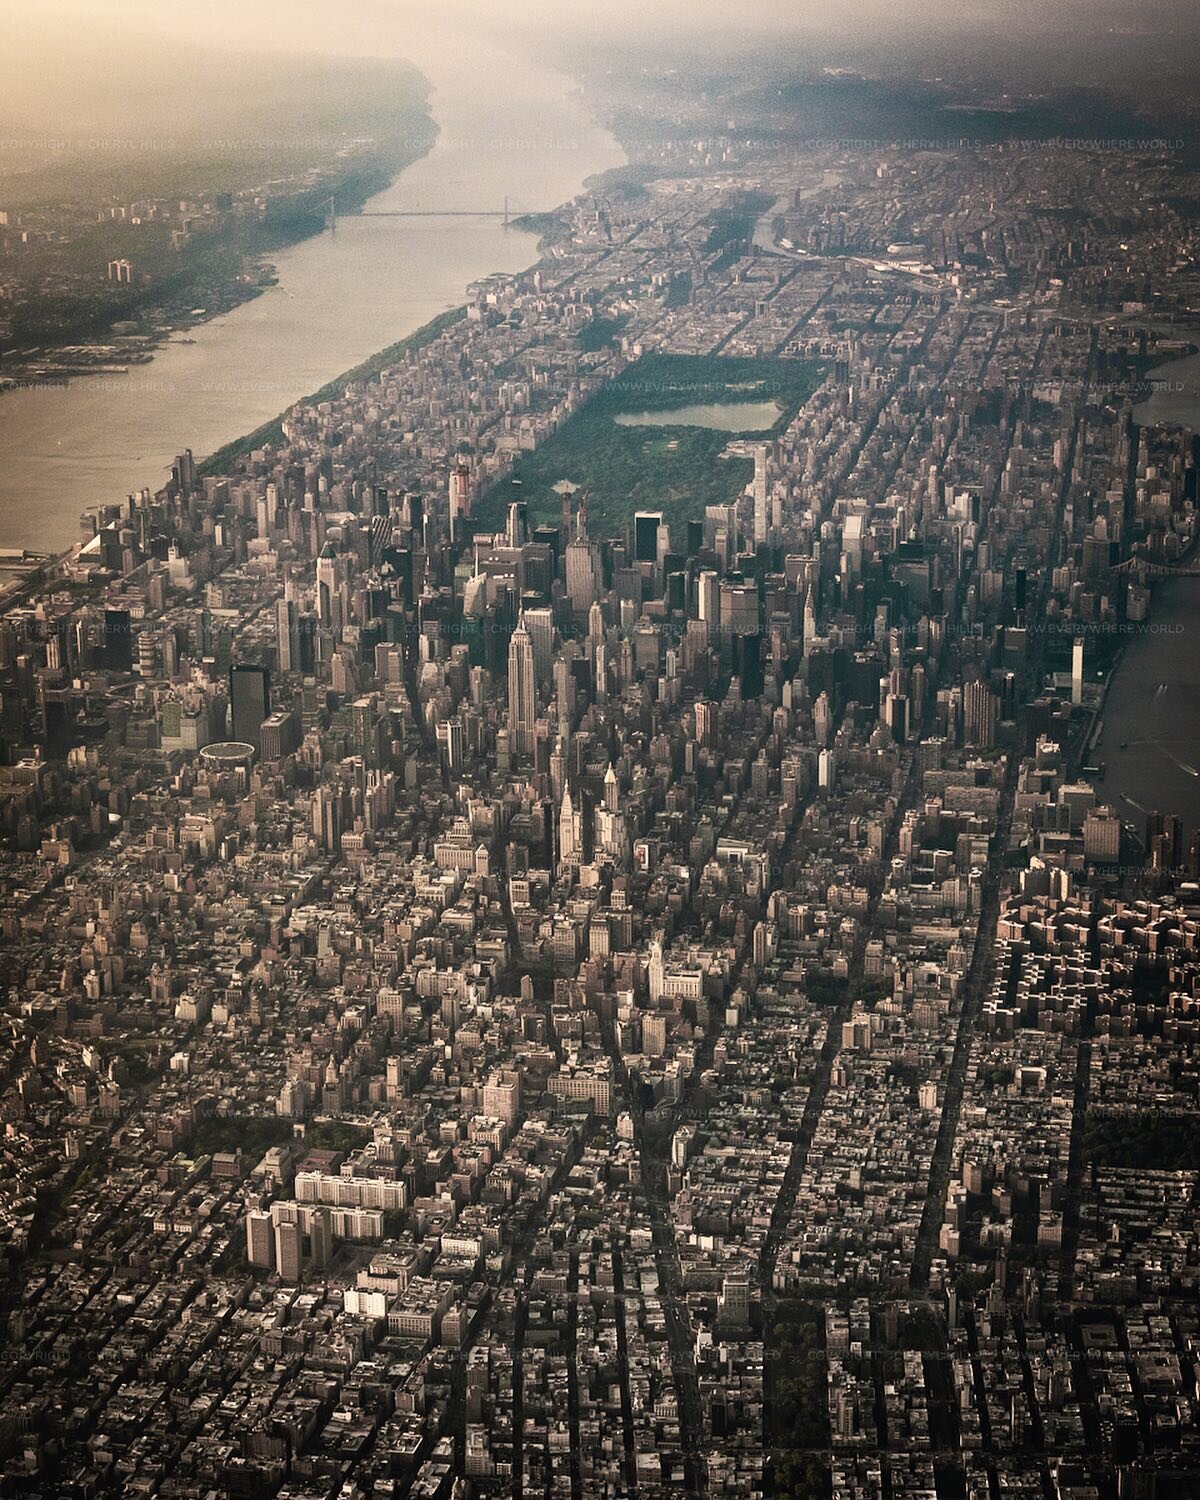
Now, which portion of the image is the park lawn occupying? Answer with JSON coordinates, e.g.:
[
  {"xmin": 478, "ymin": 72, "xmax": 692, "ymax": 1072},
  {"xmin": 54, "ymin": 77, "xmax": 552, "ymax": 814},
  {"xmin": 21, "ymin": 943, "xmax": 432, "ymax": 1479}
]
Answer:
[{"xmin": 473, "ymin": 351, "xmax": 822, "ymax": 538}]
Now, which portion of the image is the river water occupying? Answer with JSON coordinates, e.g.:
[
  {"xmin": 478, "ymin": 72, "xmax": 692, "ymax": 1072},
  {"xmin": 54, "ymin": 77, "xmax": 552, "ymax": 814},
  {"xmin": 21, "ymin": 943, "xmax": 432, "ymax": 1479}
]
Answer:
[
  {"xmin": 752, "ymin": 169, "xmax": 844, "ymax": 256},
  {"xmin": 1132, "ymin": 350, "xmax": 1200, "ymax": 429},
  {"xmin": 1097, "ymin": 344, "xmax": 1200, "ymax": 837},
  {"xmin": 0, "ymin": 39, "xmax": 623, "ymax": 552}
]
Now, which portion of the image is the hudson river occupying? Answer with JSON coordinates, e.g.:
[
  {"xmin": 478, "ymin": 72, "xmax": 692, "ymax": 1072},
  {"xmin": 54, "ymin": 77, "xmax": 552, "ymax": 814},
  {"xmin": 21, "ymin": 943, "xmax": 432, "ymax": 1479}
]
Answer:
[{"xmin": 0, "ymin": 38, "xmax": 623, "ymax": 551}]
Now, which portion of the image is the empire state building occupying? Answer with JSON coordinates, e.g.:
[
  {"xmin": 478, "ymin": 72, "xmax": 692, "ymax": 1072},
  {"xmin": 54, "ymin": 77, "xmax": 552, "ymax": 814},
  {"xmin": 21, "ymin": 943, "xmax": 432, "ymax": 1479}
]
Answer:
[{"xmin": 508, "ymin": 615, "xmax": 536, "ymax": 758}]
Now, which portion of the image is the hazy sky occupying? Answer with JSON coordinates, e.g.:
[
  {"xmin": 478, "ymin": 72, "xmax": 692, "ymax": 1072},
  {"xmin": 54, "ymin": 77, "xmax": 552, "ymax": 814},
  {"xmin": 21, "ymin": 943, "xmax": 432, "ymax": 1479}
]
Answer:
[
  {"xmin": 2, "ymin": 0, "xmax": 1196, "ymax": 135},
  {"xmin": 7, "ymin": 0, "xmax": 1196, "ymax": 60}
]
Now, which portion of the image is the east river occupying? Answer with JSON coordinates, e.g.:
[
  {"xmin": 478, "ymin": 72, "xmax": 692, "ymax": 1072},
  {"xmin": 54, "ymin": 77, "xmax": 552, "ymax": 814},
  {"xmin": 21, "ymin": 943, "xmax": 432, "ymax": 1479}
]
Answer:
[
  {"xmin": 1095, "ymin": 343, "xmax": 1200, "ymax": 836},
  {"xmin": 0, "ymin": 38, "xmax": 623, "ymax": 552}
]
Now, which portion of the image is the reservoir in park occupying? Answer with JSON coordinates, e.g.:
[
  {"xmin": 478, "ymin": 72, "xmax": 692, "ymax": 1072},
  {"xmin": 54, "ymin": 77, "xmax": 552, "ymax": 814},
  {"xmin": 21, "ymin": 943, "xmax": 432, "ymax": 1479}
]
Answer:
[{"xmin": 613, "ymin": 400, "xmax": 785, "ymax": 433}]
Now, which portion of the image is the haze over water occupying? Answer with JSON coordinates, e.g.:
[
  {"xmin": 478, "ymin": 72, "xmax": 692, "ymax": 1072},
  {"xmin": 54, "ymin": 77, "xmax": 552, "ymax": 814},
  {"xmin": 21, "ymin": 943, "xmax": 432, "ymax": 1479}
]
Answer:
[{"xmin": 0, "ymin": 36, "xmax": 623, "ymax": 553}]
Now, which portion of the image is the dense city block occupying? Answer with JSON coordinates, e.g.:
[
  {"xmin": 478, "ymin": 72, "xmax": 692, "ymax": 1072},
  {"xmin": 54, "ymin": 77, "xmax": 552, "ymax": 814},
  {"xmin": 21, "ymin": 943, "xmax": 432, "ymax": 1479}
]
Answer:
[{"xmin": 1, "ymin": 109, "xmax": 1199, "ymax": 1500}]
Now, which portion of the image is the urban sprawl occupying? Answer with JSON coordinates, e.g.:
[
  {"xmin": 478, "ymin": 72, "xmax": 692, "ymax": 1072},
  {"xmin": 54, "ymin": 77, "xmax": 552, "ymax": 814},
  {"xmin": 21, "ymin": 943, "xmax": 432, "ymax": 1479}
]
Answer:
[{"xmin": 0, "ymin": 135, "xmax": 1199, "ymax": 1500}]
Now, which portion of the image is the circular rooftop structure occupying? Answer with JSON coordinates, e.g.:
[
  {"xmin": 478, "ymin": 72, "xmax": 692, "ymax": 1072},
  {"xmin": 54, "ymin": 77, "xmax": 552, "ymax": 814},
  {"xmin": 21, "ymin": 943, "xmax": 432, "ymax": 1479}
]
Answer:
[{"xmin": 199, "ymin": 741, "xmax": 256, "ymax": 772}]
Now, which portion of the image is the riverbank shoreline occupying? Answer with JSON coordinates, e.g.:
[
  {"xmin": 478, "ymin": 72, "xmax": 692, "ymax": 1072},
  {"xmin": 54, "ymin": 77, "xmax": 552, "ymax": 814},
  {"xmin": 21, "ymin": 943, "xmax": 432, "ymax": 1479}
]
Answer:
[
  {"xmin": 192, "ymin": 92, "xmax": 635, "ymax": 481},
  {"xmin": 1079, "ymin": 332, "xmax": 1200, "ymax": 805},
  {"xmin": 1090, "ymin": 524, "xmax": 1200, "ymax": 835},
  {"xmin": 196, "ymin": 303, "xmax": 469, "ymax": 478},
  {"xmin": 0, "ymin": 41, "xmax": 625, "ymax": 553},
  {"xmin": 0, "ymin": 142, "xmax": 438, "ymax": 402}
]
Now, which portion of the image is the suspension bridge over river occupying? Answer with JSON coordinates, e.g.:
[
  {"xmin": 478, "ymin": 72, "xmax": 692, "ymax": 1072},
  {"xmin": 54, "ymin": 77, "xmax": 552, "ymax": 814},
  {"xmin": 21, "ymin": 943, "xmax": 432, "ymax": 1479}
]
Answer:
[{"xmin": 323, "ymin": 196, "xmax": 548, "ymax": 231}]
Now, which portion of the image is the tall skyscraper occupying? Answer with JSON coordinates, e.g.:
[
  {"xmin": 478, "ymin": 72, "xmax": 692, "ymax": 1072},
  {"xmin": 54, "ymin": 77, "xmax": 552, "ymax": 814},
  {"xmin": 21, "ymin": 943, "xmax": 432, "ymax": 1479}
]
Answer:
[
  {"xmin": 1083, "ymin": 806, "xmax": 1121, "ymax": 863},
  {"xmin": 753, "ymin": 443, "xmax": 770, "ymax": 547},
  {"xmin": 697, "ymin": 570, "xmax": 719, "ymax": 639},
  {"xmin": 566, "ymin": 534, "xmax": 601, "ymax": 611},
  {"xmin": 634, "ymin": 510, "xmax": 663, "ymax": 564},
  {"xmin": 276, "ymin": 598, "xmax": 299, "ymax": 674},
  {"xmin": 963, "ymin": 677, "xmax": 998, "ymax": 749},
  {"xmin": 508, "ymin": 617, "xmax": 536, "ymax": 757},
  {"xmin": 524, "ymin": 607, "xmax": 555, "ymax": 687},
  {"xmin": 720, "ymin": 581, "xmax": 759, "ymax": 638},
  {"xmin": 246, "ymin": 1210, "xmax": 274, "ymax": 1269},
  {"xmin": 558, "ymin": 786, "xmax": 582, "ymax": 865},
  {"xmin": 506, "ymin": 499, "xmax": 528, "ymax": 548},
  {"xmin": 449, "ymin": 462, "xmax": 471, "ymax": 541},
  {"xmin": 482, "ymin": 1069, "xmax": 521, "ymax": 1129},
  {"xmin": 230, "ymin": 664, "xmax": 270, "ymax": 751},
  {"xmin": 172, "ymin": 449, "xmax": 195, "ymax": 491},
  {"xmin": 104, "ymin": 608, "xmax": 133, "ymax": 673},
  {"xmin": 814, "ymin": 690, "xmax": 832, "ymax": 746},
  {"xmin": 316, "ymin": 544, "xmax": 339, "ymax": 629},
  {"xmin": 273, "ymin": 1214, "xmax": 303, "ymax": 1282},
  {"xmin": 259, "ymin": 711, "xmax": 299, "ymax": 762},
  {"xmin": 437, "ymin": 715, "xmax": 464, "ymax": 775},
  {"xmin": 695, "ymin": 699, "xmax": 720, "ymax": 749},
  {"xmin": 1147, "ymin": 811, "xmax": 1183, "ymax": 870}
]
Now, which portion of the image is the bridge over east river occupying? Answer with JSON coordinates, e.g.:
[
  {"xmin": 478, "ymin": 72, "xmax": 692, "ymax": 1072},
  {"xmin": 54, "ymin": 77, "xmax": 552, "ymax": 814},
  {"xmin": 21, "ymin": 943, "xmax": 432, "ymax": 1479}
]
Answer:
[{"xmin": 1109, "ymin": 554, "xmax": 1200, "ymax": 579}]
